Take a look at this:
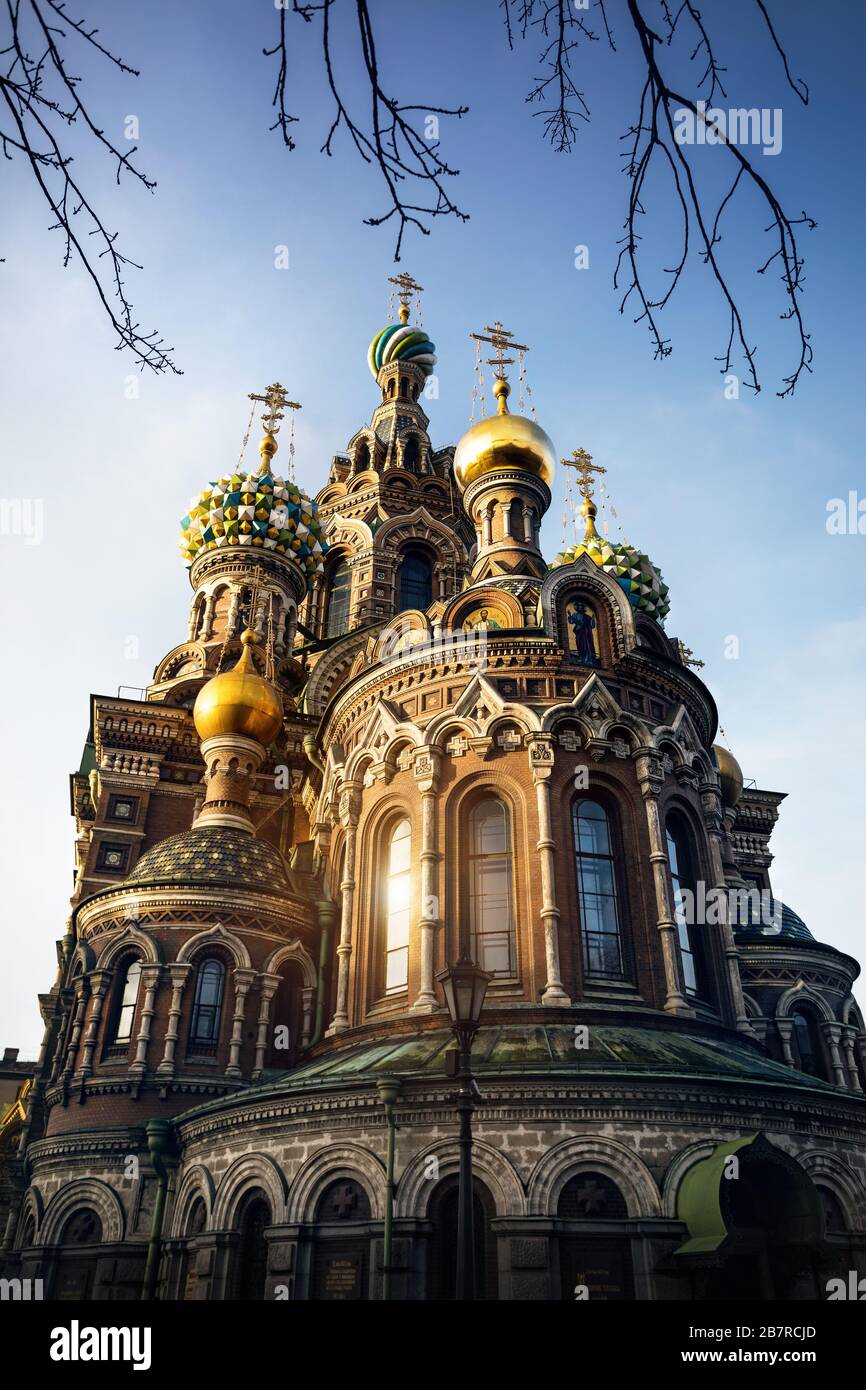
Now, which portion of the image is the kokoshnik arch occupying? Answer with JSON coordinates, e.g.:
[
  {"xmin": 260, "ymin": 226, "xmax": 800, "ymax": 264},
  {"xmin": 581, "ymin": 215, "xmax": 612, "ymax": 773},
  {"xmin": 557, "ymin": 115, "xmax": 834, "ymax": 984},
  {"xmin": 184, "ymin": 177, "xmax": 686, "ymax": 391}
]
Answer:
[{"xmin": 3, "ymin": 279, "xmax": 865, "ymax": 1302}]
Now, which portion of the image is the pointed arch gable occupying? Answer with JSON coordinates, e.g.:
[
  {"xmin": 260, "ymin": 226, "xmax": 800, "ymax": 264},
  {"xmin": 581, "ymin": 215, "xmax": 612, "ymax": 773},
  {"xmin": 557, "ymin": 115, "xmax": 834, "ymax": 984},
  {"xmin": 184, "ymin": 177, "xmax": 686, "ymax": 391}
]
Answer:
[
  {"xmin": 169, "ymin": 1165, "xmax": 217, "ymax": 1237},
  {"xmin": 177, "ymin": 924, "xmax": 251, "ymax": 970},
  {"xmin": 261, "ymin": 939, "xmax": 318, "ymax": 989},
  {"xmin": 541, "ymin": 554, "xmax": 637, "ymax": 656},
  {"xmin": 96, "ymin": 923, "xmax": 163, "ymax": 970}
]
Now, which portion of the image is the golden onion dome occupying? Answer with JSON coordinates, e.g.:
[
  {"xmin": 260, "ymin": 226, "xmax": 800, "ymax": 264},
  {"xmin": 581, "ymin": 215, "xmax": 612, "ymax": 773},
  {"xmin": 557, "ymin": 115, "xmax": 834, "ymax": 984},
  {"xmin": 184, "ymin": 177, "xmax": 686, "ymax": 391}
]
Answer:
[
  {"xmin": 713, "ymin": 743, "xmax": 744, "ymax": 808},
  {"xmin": 453, "ymin": 377, "xmax": 556, "ymax": 493},
  {"xmin": 194, "ymin": 631, "xmax": 283, "ymax": 747}
]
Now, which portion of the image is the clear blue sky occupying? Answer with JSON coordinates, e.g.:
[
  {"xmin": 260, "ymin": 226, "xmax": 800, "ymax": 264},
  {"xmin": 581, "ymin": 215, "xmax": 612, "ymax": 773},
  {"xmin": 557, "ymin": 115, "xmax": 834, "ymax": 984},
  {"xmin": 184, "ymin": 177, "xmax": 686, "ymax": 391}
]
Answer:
[{"xmin": 2, "ymin": 0, "xmax": 864, "ymax": 1052}]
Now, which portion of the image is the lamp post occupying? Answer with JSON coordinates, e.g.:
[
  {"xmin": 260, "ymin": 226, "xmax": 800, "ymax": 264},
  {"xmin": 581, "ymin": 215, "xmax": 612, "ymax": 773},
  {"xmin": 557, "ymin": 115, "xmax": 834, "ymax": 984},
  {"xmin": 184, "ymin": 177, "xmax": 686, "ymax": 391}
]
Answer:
[
  {"xmin": 436, "ymin": 954, "xmax": 491, "ymax": 1301},
  {"xmin": 376, "ymin": 1074, "xmax": 401, "ymax": 1301}
]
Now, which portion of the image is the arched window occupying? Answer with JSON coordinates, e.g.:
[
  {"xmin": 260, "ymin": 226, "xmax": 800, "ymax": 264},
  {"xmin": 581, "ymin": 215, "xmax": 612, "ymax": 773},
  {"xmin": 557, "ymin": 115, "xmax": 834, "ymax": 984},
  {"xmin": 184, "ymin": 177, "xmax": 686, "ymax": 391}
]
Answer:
[
  {"xmin": 325, "ymin": 559, "xmax": 352, "ymax": 638},
  {"xmin": 110, "ymin": 958, "xmax": 142, "ymax": 1044},
  {"xmin": 817, "ymin": 1186, "xmax": 847, "ymax": 1234},
  {"xmin": 189, "ymin": 958, "xmax": 226, "ymax": 1053},
  {"xmin": 508, "ymin": 499, "xmax": 524, "ymax": 540},
  {"xmin": 235, "ymin": 1191, "xmax": 271, "ymax": 1301},
  {"xmin": 398, "ymin": 548, "xmax": 432, "ymax": 612},
  {"xmin": 62, "ymin": 1208, "xmax": 103, "ymax": 1245},
  {"xmin": 402, "ymin": 435, "xmax": 420, "ymax": 471},
  {"xmin": 572, "ymin": 800, "xmax": 625, "ymax": 979},
  {"xmin": 790, "ymin": 1007, "xmax": 826, "ymax": 1079},
  {"xmin": 557, "ymin": 1172, "xmax": 634, "ymax": 1301},
  {"xmin": 383, "ymin": 818, "xmax": 411, "ymax": 994},
  {"xmin": 468, "ymin": 797, "xmax": 516, "ymax": 977},
  {"xmin": 665, "ymin": 813, "xmax": 706, "ymax": 999}
]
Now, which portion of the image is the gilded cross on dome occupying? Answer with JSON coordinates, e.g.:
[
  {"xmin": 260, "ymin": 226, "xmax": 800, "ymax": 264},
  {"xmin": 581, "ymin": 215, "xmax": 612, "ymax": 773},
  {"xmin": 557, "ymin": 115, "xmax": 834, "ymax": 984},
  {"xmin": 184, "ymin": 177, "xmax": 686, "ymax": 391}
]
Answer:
[
  {"xmin": 469, "ymin": 320, "xmax": 529, "ymax": 379},
  {"xmin": 562, "ymin": 448, "xmax": 606, "ymax": 504},
  {"xmin": 388, "ymin": 271, "xmax": 425, "ymax": 325},
  {"xmin": 248, "ymin": 381, "xmax": 301, "ymax": 439}
]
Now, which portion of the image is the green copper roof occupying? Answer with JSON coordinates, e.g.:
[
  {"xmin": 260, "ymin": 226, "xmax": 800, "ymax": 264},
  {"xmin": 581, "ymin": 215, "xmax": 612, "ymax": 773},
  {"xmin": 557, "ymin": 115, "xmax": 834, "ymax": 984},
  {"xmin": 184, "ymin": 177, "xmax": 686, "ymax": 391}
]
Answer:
[
  {"xmin": 733, "ymin": 898, "xmax": 815, "ymax": 944},
  {"xmin": 129, "ymin": 825, "xmax": 291, "ymax": 894},
  {"xmin": 177, "ymin": 1023, "xmax": 849, "ymax": 1126}
]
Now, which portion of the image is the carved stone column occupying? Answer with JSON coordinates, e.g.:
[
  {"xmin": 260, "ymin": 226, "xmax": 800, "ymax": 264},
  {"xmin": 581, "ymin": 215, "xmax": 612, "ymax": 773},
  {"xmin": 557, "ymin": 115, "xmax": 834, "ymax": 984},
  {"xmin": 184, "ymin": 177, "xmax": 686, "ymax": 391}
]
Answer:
[
  {"xmin": 130, "ymin": 963, "xmax": 161, "ymax": 1078},
  {"xmin": 776, "ymin": 1018, "xmax": 795, "ymax": 1066},
  {"xmin": 327, "ymin": 782, "xmax": 362, "ymax": 1035},
  {"xmin": 528, "ymin": 736, "xmax": 570, "ymax": 1006},
  {"xmin": 62, "ymin": 977, "xmax": 89, "ymax": 1083},
  {"xmin": 501, "ymin": 501, "xmax": 512, "ymax": 537},
  {"xmin": 227, "ymin": 968, "xmax": 256, "ymax": 1078},
  {"xmin": 78, "ymin": 970, "xmax": 111, "ymax": 1077},
  {"xmin": 841, "ymin": 1026, "xmax": 863, "ymax": 1093},
  {"xmin": 700, "ymin": 778, "xmax": 754, "ymax": 1035},
  {"xmin": 300, "ymin": 986, "xmax": 315, "ymax": 1047},
  {"xmin": 634, "ymin": 751, "xmax": 692, "ymax": 1016},
  {"xmin": 156, "ymin": 963, "xmax": 192, "ymax": 1078},
  {"xmin": 251, "ymin": 972, "xmax": 281, "ymax": 1080},
  {"xmin": 521, "ymin": 504, "xmax": 533, "ymax": 544},
  {"xmin": 202, "ymin": 591, "xmax": 217, "ymax": 640},
  {"xmin": 411, "ymin": 748, "xmax": 441, "ymax": 1013},
  {"xmin": 823, "ymin": 1023, "xmax": 848, "ymax": 1088},
  {"xmin": 481, "ymin": 507, "xmax": 493, "ymax": 548}
]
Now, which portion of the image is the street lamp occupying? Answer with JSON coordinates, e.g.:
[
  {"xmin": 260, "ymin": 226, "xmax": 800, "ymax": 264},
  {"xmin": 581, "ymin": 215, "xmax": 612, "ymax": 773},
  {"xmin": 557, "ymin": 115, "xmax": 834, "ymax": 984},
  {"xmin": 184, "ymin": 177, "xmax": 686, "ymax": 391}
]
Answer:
[{"xmin": 436, "ymin": 953, "xmax": 491, "ymax": 1301}]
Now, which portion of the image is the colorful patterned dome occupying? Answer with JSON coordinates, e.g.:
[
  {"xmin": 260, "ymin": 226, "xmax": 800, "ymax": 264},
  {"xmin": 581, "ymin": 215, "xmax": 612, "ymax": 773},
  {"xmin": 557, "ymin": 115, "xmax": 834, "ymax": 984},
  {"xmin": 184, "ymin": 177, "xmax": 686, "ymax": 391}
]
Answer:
[
  {"xmin": 367, "ymin": 323, "xmax": 436, "ymax": 379},
  {"xmin": 552, "ymin": 534, "xmax": 670, "ymax": 622},
  {"xmin": 179, "ymin": 463, "xmax": 328, "ymax": 586},
  {"xmin": 129, "ymin": 825, "xmax": 291, "ymax": 894}
]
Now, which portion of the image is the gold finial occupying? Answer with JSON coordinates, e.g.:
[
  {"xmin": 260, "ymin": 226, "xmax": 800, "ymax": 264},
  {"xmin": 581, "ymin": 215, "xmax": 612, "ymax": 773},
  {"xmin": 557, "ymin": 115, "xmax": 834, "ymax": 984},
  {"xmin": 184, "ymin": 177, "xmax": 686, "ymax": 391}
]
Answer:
[
  {"xmin": 248, "ymin": 381, "xmax": 301, "ymax": 465},
  {"xmin": 562, "ymin": 448, "xmax": 606, "ymax": 540},
  {"xmin": 388, "ymin": 271, "xmax": 425, "ymax": 325}
]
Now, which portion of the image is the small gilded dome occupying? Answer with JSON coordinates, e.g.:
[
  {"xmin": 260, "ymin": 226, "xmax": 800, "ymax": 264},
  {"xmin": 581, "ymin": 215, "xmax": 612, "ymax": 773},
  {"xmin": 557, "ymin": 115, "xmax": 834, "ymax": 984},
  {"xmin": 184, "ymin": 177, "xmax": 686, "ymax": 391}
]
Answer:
[
  {"xmin": 194, "ymin": 632, "xmax": 283, "ymax": 746},
  {"xmin": 368, "ymin": 323, "xmax": 437, "ymax": 378},
  {"xmin": 179, "ymin": 461, "xmax": 328, "ymax": 583},
  {"xmin": 713, "ymin": 744, "xmax": 744, "ymax": 808},
  {"xmin": 453, "ymin": 379, "xmax": 556, "ymax": 492}
]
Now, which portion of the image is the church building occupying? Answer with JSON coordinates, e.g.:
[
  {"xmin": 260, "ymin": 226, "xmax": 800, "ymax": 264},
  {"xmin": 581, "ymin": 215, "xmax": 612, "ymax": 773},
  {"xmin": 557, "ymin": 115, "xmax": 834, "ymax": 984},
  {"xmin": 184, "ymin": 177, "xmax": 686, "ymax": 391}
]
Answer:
[{"xmin": 4, "ymin": 278, "xmax": 865, "ymax": 1301}]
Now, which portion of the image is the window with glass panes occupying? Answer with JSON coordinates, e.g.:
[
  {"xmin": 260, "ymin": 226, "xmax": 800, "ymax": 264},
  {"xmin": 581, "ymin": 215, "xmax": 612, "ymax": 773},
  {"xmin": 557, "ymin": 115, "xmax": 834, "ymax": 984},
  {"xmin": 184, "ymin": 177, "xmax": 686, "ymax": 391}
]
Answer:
[
  {"xmin": 113, "ymin": 959, "xmax": 142, "ymax": 1042},
  {"xmin": 468, "ymin": 798, "xmax": 516, "ymax": 977},
  {"xmin": 190, "ymin": 958, "xmax": 226, "ymax": 1047},
  {"xmin": 384, "ymin": 818, "xmax": 411, "ymax": 993},
  {"xmin": 572, "ymin": 800, "xmax": 625, "ymax": 978},
  {"xmin": 665, "ymin": 817, "xmax": 701, "ymax": 996}
]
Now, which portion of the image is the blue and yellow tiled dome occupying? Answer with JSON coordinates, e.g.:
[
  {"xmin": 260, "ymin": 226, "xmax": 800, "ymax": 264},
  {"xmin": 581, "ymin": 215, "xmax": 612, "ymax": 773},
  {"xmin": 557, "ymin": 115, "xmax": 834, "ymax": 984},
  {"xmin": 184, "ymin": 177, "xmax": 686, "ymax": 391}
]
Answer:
[
  {"xmin": 367, "ymin": 323, "xmax": 436, "ymax": 379},
  {"xmin": 179, "ymin": 459, "xmax": 328, "ymax": 586},
  {"xmin": 552, "ymin": 533, "xmax": 670, "ymax": 622}
]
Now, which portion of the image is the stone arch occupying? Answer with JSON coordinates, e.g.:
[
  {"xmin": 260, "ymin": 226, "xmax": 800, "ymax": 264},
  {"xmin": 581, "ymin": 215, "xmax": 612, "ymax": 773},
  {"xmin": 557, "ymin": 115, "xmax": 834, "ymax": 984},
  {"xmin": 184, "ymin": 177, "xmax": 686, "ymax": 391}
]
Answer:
[
  {"xmin": 304, "ymin": 626, "xmax": 378, "ymax": 718},
  {"xmin": 796, "ymin": 1149, "xmax": 866, "ymax": 1231},
  {"xmin": 40, "ymin": 1178, "xmax": 125, "ymax": 1246},
  {"xmin": 443, "ymin": 585, "xmax": 524, "ymax": 633},
  {"xmin": 97, "ymin": 923, "xmax": 163, "ymax": 970},
  {"xmin": 68, "ymin": 940, "xmax": 96, "ymax": 975},
  {"xmin": 396, "ymin": 1140, "xmax": 525, "ymax": 1219},
  {"xmin": 528, "ymin": 1137, "xmax": 660, "ymax": 1218},
  {"xmin": 287, "ymin": 1144, "xmax": 386, "ymax": 1222},
  {"xmin": 374, "ymin": 507, "xmax": 464, "ymax": 568},
  {"xmin": 212, "ymin": 1153, "xmax": 288, "ymax": 1229},
  {"xmin": 177, "ymin": 924, "xmax": 251, "ymax": 970},
  {"xmin": 775, "ymin": 983, "xmax": 835, "ymax": 1023},
  {"xmin": 170, "ymin": 1164, "xmax": 217, "ymax": 1237},
  {"xmin": 842, "ymin": 996, "xmax": 864, "ymax": 1029},
  {"xmin": 261, "ymin": 939, "xmax": 318, "ymax": 990},
  {"xmin": 152, "ymin": 641, "xmax": 207, "ymax": 686},
  {"xmin": 540, "ymin": 555, "xmax": 637, "ymax": 656},
  {"xmin": 15, "ymin": 1186, "xmax": 44, "ymax": 1247},
  {"xmin": 742, "ymin": 991, "xmax": 762, "ymax": 1020}
]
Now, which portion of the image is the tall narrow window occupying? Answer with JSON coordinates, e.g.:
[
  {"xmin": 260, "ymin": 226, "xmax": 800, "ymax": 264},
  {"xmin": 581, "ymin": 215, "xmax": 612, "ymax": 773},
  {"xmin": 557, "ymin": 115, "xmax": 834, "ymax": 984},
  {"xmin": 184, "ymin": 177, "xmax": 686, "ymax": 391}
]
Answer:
[
  {"xmin": 790, "ymin": 1008, "xmax": 825, "ymax": 1079},
  {"xmin": 111, "ymin": 959, "xmax": 142, "ymax": 1043},
  {"xmin": 468, "ymin": 798, "xmax": 516, "ymax": 977},
  {"xmin": 190, "ymin": 958, "xmax": 225, "ymax": 1050},
  {"xmin": 325, "ymin": 559, "xmax": 351, "ymax": 638},
  {"xmin": 666, "ymin": 815, "xmax": 704, "ymax": 998},
  {"xmin": 573, "ymin": 800, "xmax": 625, "ymax": 978},
  {"xmin": 398, "ymin": 549, "xmax": 433, "ymax": 612},
  {"xmin": 384, "ymin": 818, "xmax": 411, "ymax": 994}
]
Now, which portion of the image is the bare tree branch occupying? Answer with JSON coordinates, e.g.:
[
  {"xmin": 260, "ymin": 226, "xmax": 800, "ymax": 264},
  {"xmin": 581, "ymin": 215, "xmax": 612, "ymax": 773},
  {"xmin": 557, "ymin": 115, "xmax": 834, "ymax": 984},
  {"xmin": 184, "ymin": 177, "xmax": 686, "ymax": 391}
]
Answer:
[{"xmin": 0, "ymin": 0, "xmax": 178, "ymax": 372}]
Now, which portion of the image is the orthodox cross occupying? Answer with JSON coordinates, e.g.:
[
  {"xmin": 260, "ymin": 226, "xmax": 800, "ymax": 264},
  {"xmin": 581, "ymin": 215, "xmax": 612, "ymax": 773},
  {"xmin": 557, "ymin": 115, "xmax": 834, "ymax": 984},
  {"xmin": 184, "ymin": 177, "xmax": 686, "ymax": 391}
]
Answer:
[
  {"xmin": 388, "ymin": 271, "xmax": 424, "ymax": 324},
  {"xmin": 469, "ymin": 321, "xmax": 529, "ymax": 379},
  {"xmin": 562, "ymin": 448, "xmax": 606, "ymax": 505},
  {"xmin": 248, "ymin": 381, "xmax": 301, "ymax": 438},
  {"xmin": 678, "ymin": 642, "xmax": 705, "ymax": 670}
]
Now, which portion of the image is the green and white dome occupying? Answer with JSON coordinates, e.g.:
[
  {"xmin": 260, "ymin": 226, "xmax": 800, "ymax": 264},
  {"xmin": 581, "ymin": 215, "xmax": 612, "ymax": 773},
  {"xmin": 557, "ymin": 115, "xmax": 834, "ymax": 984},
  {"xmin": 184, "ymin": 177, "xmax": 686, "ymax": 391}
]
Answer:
[
  {"xmin": 553, "ymin": 534, "xmax": 670, "ymax": 622},
  {"xmin": 367, "ymin": 323, "xmax": 437, "ymax": 378},
  {"xmin": 180, "ymin": 464, "xmax": 328, "ymax": 587}
]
